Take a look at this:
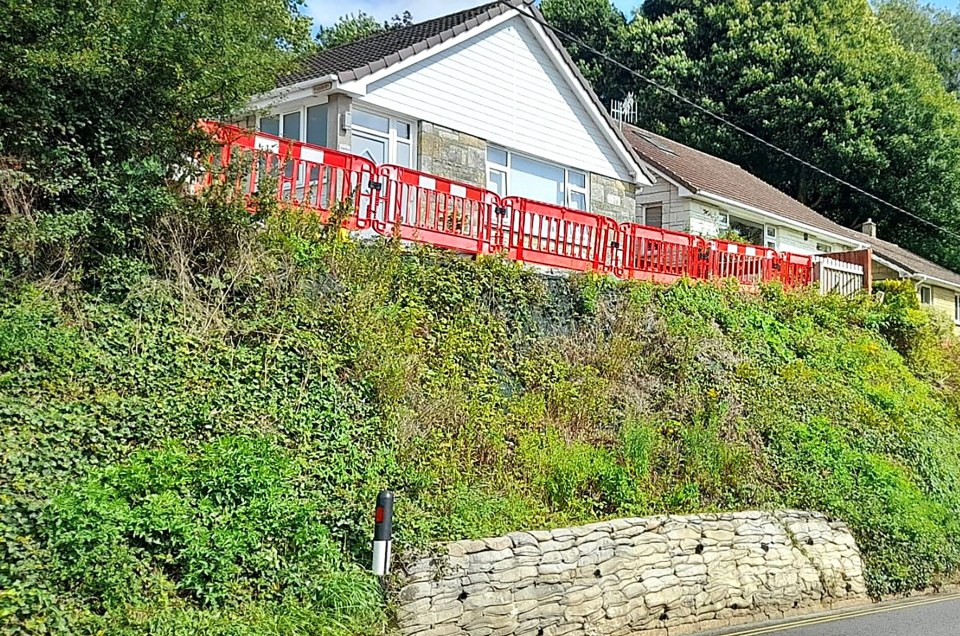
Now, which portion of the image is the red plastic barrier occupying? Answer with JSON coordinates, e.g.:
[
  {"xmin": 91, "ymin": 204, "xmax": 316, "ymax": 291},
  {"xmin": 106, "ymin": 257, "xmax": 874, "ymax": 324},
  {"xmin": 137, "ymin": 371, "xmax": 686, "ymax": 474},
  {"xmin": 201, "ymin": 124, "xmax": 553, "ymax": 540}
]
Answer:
[
  {"xmin": 196, "ymin": 122, "xmax": 819, "ymax": 291},
  {"xmin": 373, "ymin": 165, "xmax": 498, "ymax": 254},
  {"xmin": 202, "ymin": 123, "xmax": 377, "ymax": 229},
  {"xmin": 775, "ymin": 252, "xmax": 813, "ymax": 288},
  {"xmin": 614, "ymin": 223, "xmax": 706, "ymax": 283},
  {"xmin": 493, "ymin": 198, "xmax": 618, "ymax": 272},
  {"xmin": 706, "ymin": 239, "xmax": 778, "ymax": 285}
]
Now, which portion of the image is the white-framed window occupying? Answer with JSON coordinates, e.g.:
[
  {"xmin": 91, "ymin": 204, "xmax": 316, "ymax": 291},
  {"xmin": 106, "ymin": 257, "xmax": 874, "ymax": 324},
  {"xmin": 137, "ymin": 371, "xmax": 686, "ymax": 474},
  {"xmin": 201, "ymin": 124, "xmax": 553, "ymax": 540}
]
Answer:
[
  {"xmin": 350, "ymin": 108, "xmax": 415, "ymax": 168},
  {"xmin": 258, "ymin": 104, "xmax": 328, "ymax": 146},
  {"xmin": 816, "ymin": 242, "xmax": 832, "ymax": 253},
  {"xmin": 954, "ymin": 294, "xmax": 960, "ymax": 324},
  {"xmin": 728, "ymin": 216, "xmax": 762, "ymax": 244},
  {"xmin": 919, "ymin": 285, "xmax": 933, "ymax": 306},
  {"xmin": 486, "ymin": 146, "xmax": 589, "ymax": 211},
  {"xmin": 727, "ymin": 215, "xmax": 779, "ymax": 249},
  {"xmin": 764, "ymin": 225, "xmax": 778, "ymax": 250}
]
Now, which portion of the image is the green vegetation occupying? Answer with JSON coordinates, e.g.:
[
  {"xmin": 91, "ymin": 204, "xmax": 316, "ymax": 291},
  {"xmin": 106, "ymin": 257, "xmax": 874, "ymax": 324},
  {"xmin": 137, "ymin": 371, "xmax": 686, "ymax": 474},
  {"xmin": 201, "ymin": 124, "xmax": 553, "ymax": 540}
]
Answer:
[
  {"xmin": 875, "ymin": 0, "xmax": 960, "ymax": 97},
  {"xmin": 3, "ymin": 194, "xmax": 960, "ymax": 632},
  {"xmin": 0, "ymin": 0, "xmax": 311, "ymax": 280},
  {"xmin": 4, "ymin": 0, "xmax": 960, "ymax": 633}
]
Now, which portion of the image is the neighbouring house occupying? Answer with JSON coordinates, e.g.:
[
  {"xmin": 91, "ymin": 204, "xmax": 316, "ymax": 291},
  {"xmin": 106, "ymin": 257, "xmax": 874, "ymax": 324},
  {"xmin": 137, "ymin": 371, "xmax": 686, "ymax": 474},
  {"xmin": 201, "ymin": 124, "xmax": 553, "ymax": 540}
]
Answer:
[
  {"xmin": 238, "ymin": 0, "xmax": 651, "ymax": 224},
  {"xmin": 625, "ymin": 126, "xmax": 960, "ymax": 328},
  {"xmin": 866, "ymin": 230, "xmax": 960, "ymax": 326}
]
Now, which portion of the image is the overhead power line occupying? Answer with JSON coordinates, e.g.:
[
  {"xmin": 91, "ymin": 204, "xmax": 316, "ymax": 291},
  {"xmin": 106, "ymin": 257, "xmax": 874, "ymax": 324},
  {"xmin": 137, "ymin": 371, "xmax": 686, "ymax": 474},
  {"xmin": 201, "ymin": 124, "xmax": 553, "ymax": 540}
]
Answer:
[{"xmin": 497, "ymin": 0, "xmax": 960, "ymax": 242}]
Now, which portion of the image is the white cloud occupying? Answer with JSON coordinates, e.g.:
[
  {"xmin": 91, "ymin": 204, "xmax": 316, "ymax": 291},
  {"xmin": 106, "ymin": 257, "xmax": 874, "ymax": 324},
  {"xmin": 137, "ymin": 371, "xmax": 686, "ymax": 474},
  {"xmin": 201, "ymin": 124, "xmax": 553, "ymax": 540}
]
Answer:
[{"xmin": 304, "ymin": 0, "xmax": 486, "ymax": 28}]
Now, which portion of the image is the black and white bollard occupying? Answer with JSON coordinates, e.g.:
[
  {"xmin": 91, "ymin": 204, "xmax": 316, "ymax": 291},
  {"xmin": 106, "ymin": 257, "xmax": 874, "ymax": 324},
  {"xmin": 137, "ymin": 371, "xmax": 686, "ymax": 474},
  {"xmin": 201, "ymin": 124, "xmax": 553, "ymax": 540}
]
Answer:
[{"xmin": 372, "ymin": 490, "xmax": 394, "ymax": 577}]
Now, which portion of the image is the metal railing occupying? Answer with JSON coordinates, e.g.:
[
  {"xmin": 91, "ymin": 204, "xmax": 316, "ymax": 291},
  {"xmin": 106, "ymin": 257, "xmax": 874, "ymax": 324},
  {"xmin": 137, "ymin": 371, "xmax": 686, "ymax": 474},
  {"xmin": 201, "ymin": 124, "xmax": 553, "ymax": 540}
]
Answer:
[{"xmin": 199, "ymin": 123, "xmax": 814, "ymax": 288}]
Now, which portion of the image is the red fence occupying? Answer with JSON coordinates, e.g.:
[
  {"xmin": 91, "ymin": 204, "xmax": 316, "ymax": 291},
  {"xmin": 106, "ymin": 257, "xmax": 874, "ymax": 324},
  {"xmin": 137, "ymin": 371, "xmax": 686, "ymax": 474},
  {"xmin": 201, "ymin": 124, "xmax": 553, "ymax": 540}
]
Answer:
[
  {"xmin": 199, "ymin": 123, "xmax": 813, "ymax": 288},
  {"xmin": 615, "ymin": 224, "xmax": 706, "ymax": 283}
]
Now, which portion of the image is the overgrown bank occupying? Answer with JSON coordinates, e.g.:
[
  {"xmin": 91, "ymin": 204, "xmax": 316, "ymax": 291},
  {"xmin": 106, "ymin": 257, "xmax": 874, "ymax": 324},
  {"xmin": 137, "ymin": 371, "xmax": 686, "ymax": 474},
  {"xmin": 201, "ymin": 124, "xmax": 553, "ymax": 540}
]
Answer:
[{"xmin": 3, "ymin": 206, "xmax": 960, "ymax": 634}]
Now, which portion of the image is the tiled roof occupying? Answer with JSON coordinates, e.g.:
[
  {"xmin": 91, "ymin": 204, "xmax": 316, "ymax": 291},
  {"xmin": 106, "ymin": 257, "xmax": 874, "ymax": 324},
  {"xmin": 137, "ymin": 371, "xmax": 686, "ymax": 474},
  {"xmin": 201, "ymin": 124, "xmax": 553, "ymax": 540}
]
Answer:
[
  {"xmin": 868, "ymin": 236, "xmax": 960, "ymax": 287},
  {"xmin": 624, "ymin": 126, "xmax": 862, "ymax": 240},
  {"xmin": 624, "ymin": 125, "xmax": 960, "ymax": 288},
  {"xmin": 280, "ymin": 2, "xmax": 515, "ymax": 87}
]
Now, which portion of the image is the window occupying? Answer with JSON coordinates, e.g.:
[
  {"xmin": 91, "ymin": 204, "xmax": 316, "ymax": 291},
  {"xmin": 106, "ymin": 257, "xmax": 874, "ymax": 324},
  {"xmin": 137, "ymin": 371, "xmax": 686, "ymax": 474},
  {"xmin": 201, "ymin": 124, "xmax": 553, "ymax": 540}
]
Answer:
[
  {"xmin": 729, "ymin": 216, "xmax": 763, "ymax": 245},
  {"xmin": 568, "ymin": 170, "xmax": 588, "ymax": 211},
  {"xmin": 920, "ymin": 285, "xmax": 933, "ymax": 306},
  {"xmin": 486, "ymin": 146, "xmax": 589, "ymax": 210},
  {"xmin": 259, "ymin": 115, "xmax": 280, "ymax": 137},
  {"xmin": 816, "ymin": 243, "xmax": 832, "ymax": 253},
  {"xmin": 765, "ymin": 225, "xmax": 778, "ymax": 250},
  {"xmin": 282, "ymin": 112, "xmax": 301, "ymax": 141},
  {"xmin": 351, "ymin": 108, "xmax": 415, "ymax": 167},
  {"xmin": 727, "ymin": 216, "xmax": 778, "ymax": 249},
  {"xmin": 955, "ymin": 295, "xmax": 960, "ymax": 324},
  {"xmin": 258, "ymin": 104, "xmax": 328, "ymax": 147},
  {"xmin": 306, "ymin": 105, "xmax": 328, "ymax": 146},
  {"xmin": 645, "ymin": 205, "xmax": 663, "ymax": 228}
]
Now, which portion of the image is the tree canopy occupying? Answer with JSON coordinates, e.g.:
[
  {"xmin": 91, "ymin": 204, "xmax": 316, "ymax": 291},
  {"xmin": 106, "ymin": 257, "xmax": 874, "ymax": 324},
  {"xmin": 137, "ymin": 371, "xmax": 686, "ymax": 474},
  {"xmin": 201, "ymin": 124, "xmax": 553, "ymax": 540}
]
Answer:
[
  {"xmin": 542, "ymin": 0, "xmax": 960, "ymax": 272},
  {"xmin": 875, "ymin": 0, "xmax": 960, "ymax": 96},
  {"xmin": 0, "ymin": 0, "xmax": 311, "ymax": 281}
]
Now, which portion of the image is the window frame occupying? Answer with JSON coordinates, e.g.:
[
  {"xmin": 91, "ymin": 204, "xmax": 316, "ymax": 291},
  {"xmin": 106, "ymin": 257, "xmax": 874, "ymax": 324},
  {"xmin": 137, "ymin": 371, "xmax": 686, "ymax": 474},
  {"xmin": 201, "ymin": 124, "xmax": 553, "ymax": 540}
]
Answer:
[
  {"xmin": 919, "ymin": 285, "xmax": 933, "ymax": 306},
  {"xmin": 727, "ymin": 215, "xmax": 764, "ymax": 245},
  {"xmin": 257, "ymin": 104, "xmax": 332, "ymax": 190},
  {"xmin": 350, "ymin": 107, "xmax": 416, "ymax": 168},
  {"xmin": 486, "ymin": 145, "xmax": 591, "ymax": 211},
  {"xmin": 257, "ymin": 102, "xmax": 330, "ymax": 147},
  {"xmin": 954, "ymin": 294, "xmax": 960, "ymax": 325},
  {"xmin": 258, "ymin": 109, "xmax": 301, "ymax": 141},
  {"xmin": 764, "ymin": 225, "xmax": 778, "ymax": 250}
]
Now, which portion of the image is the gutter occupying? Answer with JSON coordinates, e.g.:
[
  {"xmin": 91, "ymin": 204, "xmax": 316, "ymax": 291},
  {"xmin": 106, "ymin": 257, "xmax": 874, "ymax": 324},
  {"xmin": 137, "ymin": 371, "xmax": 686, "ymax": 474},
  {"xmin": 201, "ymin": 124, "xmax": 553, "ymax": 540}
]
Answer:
[
  {"xmin": 909, "ymin": 273, "xmax": 960, "ymax": 294},
  {"xmin": 247, "ymin": 74, "xmax": 339, "ymax": 111}
]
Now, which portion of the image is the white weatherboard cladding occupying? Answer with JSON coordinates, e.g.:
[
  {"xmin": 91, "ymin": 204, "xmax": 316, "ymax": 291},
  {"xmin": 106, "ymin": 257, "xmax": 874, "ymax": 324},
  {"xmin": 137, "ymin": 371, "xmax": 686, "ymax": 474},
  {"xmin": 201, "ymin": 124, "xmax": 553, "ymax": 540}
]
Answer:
[
  {"xmin": 778, "ymin": 230, "xmax": 822, "ymax": 256},
  {"xmin": 358, "ymin": 16, "xmax": 633, "ymax": 182}
]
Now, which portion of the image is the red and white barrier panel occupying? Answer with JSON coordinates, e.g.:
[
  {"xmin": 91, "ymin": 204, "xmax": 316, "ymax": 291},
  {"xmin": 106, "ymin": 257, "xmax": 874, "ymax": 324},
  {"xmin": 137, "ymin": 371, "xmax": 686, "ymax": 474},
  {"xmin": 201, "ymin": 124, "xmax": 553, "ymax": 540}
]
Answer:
[
  {"xmin": 706, "ymin": 239, "xmax": 778, "ymax": 285},
  {"xmin": 200, "ymin": 123, "xmax": 377, "ymax": 229},
  {"xmin": 775, "ymin": 252, "xmax": 814, "ymax": 288},
  {"xmin": 373, "ymin": 165, "xmax": 497, "ymax": 254},
  {"xmin": 495, "ymin": 197, "xmax": 619, "ymax": 273},
  {"xmin": 197, "ymin": 122, "xmax": 818, "ymax": 290},
  {"xmin": 614, "ymin": 223, "xmax": 706, "ymax": 284}
]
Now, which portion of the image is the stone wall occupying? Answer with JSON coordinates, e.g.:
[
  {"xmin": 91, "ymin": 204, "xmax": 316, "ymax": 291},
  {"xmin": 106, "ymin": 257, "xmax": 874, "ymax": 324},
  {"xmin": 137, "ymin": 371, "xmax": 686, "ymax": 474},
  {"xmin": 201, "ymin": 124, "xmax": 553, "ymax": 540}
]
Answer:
[
  {"xmin": 396, "ymin": 510, "xmax": 867, "ymax": 636},
  {"xmin": 419, "ymin": 122, "xmax": 487, "ymax": 188},
  {"xmin": 590, "ymin": 174, "xmax": 637, "ymax": 223}
]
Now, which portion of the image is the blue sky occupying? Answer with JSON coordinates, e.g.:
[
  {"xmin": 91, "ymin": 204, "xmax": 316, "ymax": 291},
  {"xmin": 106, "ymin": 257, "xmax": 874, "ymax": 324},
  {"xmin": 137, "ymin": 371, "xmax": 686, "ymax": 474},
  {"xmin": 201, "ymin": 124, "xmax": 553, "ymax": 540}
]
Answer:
[{"xmin": 306, "ymin": 0, "xmax": 959, "ymax": 28}]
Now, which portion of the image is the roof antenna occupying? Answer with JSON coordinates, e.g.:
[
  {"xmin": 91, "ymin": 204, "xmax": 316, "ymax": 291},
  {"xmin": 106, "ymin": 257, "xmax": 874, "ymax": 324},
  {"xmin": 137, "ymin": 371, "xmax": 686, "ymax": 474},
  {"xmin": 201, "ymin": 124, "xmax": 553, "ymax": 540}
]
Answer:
[{"xmin": 610, "ymin": 92, "xmax": 638, "ymax": 130}]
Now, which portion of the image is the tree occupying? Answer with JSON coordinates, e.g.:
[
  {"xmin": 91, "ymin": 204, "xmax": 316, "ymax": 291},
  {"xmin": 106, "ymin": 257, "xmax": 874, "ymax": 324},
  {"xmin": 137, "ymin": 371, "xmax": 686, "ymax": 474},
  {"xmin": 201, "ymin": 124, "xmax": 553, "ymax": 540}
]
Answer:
[
  {"xmin": 316, "ymin": 11, "xmax": 414, "ymax": 50},
  {"xmin": 0, "ymin": 0, "xmax": 312, "ymax": 281},
  {"xmin": 536, "ymin": 0, "xmax": 632, "ymax": 104},
  {"xmin": 875, "ymin": 0, "xmax": 960, "ymax": 95},
  {"xmin": 542, "ymin": 0, "xmax": 960, "ymax": 272}
]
